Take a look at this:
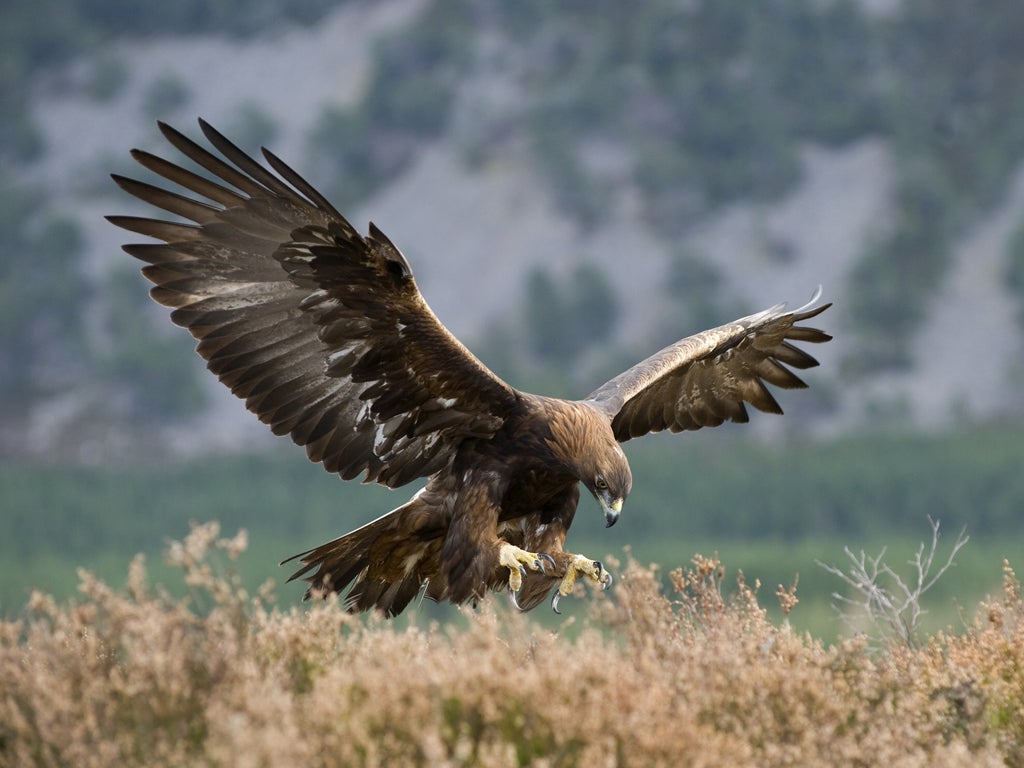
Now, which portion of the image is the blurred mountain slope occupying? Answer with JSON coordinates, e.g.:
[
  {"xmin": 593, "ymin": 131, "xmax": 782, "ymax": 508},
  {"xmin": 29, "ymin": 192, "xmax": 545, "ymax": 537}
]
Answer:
[{"xmin": 5, "ymin": 0, "xmax": 1024, "ymax": 459}]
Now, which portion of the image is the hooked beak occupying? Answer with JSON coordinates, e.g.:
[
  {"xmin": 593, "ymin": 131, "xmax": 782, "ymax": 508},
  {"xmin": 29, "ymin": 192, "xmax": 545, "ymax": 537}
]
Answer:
[{"xmin": 599, "ymin": 492, "xmax": 623, "ymax": 528}]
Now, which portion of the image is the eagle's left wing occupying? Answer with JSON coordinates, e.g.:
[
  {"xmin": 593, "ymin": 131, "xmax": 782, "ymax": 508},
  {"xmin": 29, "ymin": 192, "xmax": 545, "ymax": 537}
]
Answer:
[
  {"xmin": 109, "ymin": 120, "xmax": 520, "ymax": 488},
  {"xmin": 586, "ymin": 291, "xmax": 831, "ymax": 441}
]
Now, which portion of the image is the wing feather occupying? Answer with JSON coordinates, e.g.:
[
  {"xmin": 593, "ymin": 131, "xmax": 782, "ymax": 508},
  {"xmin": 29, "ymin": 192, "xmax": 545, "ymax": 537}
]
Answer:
[
  {"xmin": 156, "ymin": 121, "xmax": 272, "ymax": 200},
  {"xmin": 587, "ymin": 291, "xmax": 831, "ymax": 441},
  {"xmin": 129, "ymin": 148, "xmax": 244, "ymax": 208},
  {"xmin": 110, "ymin": 175, "xmax": 221, "ymax": 222},
  {"xmin": 261, "ymin": 146, "xmax": 345, "ymax": 220},
  {"xmin": 107, "ymin": 216, "xmax": 202, "ymax": 242},
  {"xmin": 110, "ymin": 120, "xmax": 518, "ymax": 487}
]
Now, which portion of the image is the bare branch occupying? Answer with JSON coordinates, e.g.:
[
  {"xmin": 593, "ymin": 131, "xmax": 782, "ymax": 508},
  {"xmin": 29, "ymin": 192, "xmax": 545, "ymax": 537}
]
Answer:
[{"xmin": 816, "ymin": 518, "xmax": 970, "ymax": 647}]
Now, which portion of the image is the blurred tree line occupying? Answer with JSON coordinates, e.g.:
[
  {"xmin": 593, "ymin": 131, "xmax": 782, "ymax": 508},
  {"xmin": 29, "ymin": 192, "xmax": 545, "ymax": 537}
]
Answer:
[
  {"xmin": 5, "ymin": 0, "xmax": 1024, "ymax": 448},
  {"xmin": 3, "ymin": 426, "xmax": 1022, "ymax": 589},
  {"xmin": 0, "ymin": 168, "xmax": 207, "ymax": 454}
]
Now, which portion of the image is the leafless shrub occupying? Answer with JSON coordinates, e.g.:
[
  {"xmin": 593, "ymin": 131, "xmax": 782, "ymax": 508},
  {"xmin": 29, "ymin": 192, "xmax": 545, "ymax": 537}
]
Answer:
[{"xmin": 817, "ymin": 516, "xmax": 969, "ymax": 647}]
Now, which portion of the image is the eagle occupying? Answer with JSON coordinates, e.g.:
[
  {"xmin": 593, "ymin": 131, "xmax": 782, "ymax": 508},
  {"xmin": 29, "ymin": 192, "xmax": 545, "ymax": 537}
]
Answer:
[{"xmin": 109, "ymin": 120, "xmax": 831, "ymax": 616}]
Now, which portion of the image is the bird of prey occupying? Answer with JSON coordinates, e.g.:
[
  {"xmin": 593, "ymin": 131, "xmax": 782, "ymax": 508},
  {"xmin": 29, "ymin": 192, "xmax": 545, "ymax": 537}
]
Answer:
[{"xmin": 109, "ymin": 120, "xmax": 831, "ymax": 616}]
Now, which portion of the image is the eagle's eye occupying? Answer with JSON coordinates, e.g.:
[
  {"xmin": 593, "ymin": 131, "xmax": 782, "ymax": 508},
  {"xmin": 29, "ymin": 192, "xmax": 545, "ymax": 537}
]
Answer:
[{"xmin": 595, "ymin": 475, "xmax": 608, "ymax": 490}]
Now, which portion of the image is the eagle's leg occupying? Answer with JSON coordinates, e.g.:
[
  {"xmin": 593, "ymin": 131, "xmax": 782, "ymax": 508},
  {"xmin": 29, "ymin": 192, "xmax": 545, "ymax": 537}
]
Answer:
[
  {"xmin": 551, "ymin": 555, "xmax": 613, "ymax": 614},
  {"xmin": 498, "ymin": 543, "xmax": 554, "ymax": 594}
]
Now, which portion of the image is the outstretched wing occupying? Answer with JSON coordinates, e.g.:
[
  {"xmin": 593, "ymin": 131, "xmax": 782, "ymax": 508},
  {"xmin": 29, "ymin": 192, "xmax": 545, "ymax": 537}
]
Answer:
[
  {"xmin": 586, "ymin": 290, "xmax": 831, "ymax": 441},
  {"xmin": 109, "ymin": 119, "xmax": 518, "ymax": 488}
]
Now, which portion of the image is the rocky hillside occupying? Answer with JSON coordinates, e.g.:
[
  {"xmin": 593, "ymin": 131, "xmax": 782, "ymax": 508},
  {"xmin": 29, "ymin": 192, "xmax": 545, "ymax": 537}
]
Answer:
[{"xmin": 9, "ymin": 0, "xmax": 1024, "ymax": 458}]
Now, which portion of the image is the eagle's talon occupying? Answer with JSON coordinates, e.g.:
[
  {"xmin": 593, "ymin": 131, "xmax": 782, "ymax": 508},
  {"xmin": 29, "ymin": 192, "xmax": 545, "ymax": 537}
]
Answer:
[
  {"xmin": 590, "ymin": 560, "xmax": 613, "ymax": 590},
  {"xmin": 547, "ymin": 554, "xmax": 616, "ymax": 612},
  {"xmin": 509, "ymin": 587, "xmax": 524, "ymax": 611},
  {"xmin": 499, "ymin": 543, "xmax": 545, "ymax": 593},
  {"xmin": 537, "ymin": 552, "xmax": 556, "ymax": 574}
]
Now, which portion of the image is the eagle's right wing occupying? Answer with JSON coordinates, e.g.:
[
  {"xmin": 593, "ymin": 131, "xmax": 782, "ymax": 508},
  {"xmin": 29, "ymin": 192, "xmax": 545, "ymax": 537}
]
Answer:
[{"xmin": 110, "ymin": 120, "xmax": 519, "ymax": 488}]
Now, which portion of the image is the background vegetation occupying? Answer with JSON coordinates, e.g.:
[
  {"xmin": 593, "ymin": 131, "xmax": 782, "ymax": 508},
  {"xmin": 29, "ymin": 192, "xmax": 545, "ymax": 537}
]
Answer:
[{"xmin": 5, "ymin": 0, "xmax": 1024, "ymax": 426}]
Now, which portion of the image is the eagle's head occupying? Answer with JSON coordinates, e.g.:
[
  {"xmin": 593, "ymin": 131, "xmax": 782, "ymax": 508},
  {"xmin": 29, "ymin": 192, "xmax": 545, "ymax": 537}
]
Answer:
[
  {"xmin": 581, "ymin": 436, "xmax": 632, "ymax": 528},
  {"xmin": 546, "ymin": 400, "xmax": 634, "ymax": 527}
]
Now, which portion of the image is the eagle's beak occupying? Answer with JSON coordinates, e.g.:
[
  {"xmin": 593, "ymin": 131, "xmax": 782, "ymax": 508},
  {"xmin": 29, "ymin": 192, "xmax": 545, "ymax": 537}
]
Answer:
[{"xmin": 599, "ymin": 493, "xmax": 623, "ymax": 528}]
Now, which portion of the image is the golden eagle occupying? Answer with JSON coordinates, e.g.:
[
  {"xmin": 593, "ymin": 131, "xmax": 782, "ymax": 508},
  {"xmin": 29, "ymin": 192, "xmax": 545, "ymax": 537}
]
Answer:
[{"xmin": 110, "ymin": 120, "xmax": 831, "ymax": 616}]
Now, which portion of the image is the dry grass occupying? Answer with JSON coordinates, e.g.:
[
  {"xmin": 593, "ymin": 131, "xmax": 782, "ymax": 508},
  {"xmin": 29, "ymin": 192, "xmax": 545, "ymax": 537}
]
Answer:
[{"xmin": 1, "ymin": 522, "xmax": 1021, "ymax": 767}]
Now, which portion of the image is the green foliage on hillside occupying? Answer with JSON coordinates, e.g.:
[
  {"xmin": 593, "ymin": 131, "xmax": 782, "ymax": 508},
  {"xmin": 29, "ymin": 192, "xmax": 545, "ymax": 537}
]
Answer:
[
  {"xmin": 304, "ymin": 0, "xmax": 1024, "ymax": 375},
  {"xmin": 844, "ymin": 163, "xmax": 957, "ymax": 373},
  {"xmin": 0, "ymin": 0, "xmax": 340, "ymax": 163},
  {"xmin": 496, "ymin": 0, "xmax": 878, "ymax": 229},
  {"xmin": 520, "ymin": 263, "xmax": 619, "ymax": 383},
  {"xmin": 625, "ymin": 428, "xmax": 1024, "ymax": 541},
  {"xmin": 304, "ymin": 0, "xmax": 475, "ymax": 206},
  {"xmin": 98, "ymin": 269, "xmax": 208, "ymax": 422},
  {"xmin": 1006, "ymin": 219, "xmax": 1024, "ymax": 334},
  {"xmin": 0, "ymin": 170, "xmax": 205, "ymax": 444},
  {"xmin": 0, "ymin": 174, "xmax": 89, "ymax": 421}
]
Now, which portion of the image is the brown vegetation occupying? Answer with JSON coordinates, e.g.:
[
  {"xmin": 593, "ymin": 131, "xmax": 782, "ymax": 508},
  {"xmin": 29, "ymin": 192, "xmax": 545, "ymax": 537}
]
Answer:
[{"xmin": 1, "ymin": 522, "xmax": 1021, "ymax": 767}]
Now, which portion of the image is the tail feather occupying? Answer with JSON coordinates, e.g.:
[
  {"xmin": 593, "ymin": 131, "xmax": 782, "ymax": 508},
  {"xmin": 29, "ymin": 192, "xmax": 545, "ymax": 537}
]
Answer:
[
  {"xmin": 281, "ymin": 495, "xmax": 446, "ymax": 616},
  {"xmin": 346, "ymin": 575, "xmax": 429, "ymax": 617}
]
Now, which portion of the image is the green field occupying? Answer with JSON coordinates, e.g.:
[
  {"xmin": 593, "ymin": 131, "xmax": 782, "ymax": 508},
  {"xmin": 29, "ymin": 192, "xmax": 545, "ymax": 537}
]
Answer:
[{"xmin": 3, "ymin": 428, "xmax": 1020, "ymax": 641}]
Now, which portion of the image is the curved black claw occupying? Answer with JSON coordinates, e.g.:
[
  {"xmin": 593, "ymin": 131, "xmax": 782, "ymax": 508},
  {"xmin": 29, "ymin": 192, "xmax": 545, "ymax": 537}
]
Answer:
[
  {"xmin": 550, "ymin": 558, "xmax": 614, "ymax": 614},
  {"xmin": 536, "ymin": 552, "xmax": 556, "ymax": 575},
  {"xmin": 509, "ymin": 587, "xmax": 524, "ymax": 612},
  {"xmin": 591, "ymin": 560, "xmax": 613, "ymax": 590}
]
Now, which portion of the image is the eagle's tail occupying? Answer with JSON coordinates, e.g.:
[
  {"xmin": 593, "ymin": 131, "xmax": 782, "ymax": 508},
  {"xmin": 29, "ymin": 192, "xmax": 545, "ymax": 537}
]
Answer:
[{"xmin": 281, "ymin": 493, "xmax": 447, "ymax": 617}]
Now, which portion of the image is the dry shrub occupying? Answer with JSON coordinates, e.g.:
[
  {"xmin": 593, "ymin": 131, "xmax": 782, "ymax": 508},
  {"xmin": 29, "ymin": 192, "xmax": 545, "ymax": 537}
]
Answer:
[{"xmin": 1, "ymin": 523, "xmax": 1021, "ymax": 767}]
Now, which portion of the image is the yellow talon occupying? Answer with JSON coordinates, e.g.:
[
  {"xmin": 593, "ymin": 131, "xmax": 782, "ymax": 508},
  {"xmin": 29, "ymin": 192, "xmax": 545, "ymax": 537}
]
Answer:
[
  {"xmin": 498, "ymin": 543, "xmax": 544, "ymax": 593},
  {"xmin": 551, "ymin": 555, "xmax": 613, "ymax": 614}
]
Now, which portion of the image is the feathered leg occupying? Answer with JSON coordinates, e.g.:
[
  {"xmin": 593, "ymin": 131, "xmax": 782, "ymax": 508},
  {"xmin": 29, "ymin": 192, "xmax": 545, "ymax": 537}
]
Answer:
[{"xmin": 497, "ymin": 491, "xmax": 613, "ymax": 613}]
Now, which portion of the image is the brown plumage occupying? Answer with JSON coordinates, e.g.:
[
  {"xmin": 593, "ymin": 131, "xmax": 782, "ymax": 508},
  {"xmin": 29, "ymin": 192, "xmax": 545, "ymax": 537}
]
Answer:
[{"xmin": 110, "ymin": 120, "xmax": 832, "ymax": 616}]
